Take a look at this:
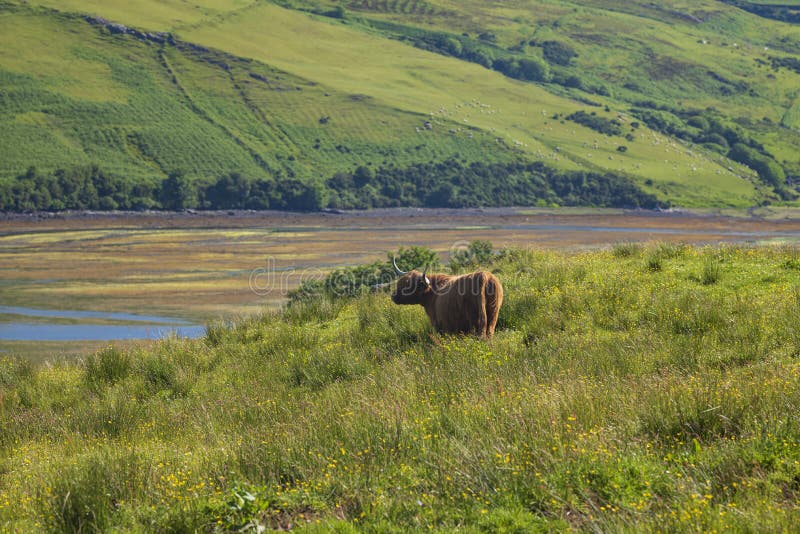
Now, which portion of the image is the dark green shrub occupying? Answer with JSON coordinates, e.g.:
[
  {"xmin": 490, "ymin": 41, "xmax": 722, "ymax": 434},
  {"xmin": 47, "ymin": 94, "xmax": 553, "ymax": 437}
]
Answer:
[
  {"xmin": 288, "ymin": 246, "xmax": 440, "ymax": 303},
  {"xmin": 566, "ymin": 111, "xmax": 623, "ymax": 136},
  {"xmin": 646, "ymin": 254, "xmax": 663, "ymax": 272},
  {"xmin": 450, "ymin": 240, "xmax": 496, "ymax": 272},
  {"xmin": 541, "ymin": 40, "xmax": 577, "ymax": 66},
  {"xmin": 139, "ymin": 355, "xmax": 184, "ymax": 396}
]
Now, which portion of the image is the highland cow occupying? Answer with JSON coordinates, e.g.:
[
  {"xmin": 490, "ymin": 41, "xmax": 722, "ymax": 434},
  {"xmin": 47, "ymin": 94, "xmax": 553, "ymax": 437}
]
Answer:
[{"xmin": 390, "ymin": 258, "xmax": 503, "ymax": 339}]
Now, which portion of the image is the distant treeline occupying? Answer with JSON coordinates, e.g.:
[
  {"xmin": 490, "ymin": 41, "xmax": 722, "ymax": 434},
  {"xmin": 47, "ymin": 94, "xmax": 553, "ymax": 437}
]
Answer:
[
  {"xmin": 0, "ymin": 166, "xmax": 159, "ymax": 212},
  {"xmin": 0, "ymin": 166, "xmax": 329, "ymax": 212},
  {"xmin": 325, "ymin": 160, "xmax": 663, "ymax": 209},
  {"xmin": 718, "ymin": 0, "xmax": 800, "ymax": 24},
  {"xmin": 630, "ymin": 102, "xmax": 796, "ymax": 199},
  {"xmin": 359, "ymin": 18, "xmax": 608, "ymax": 96},
  {"xmin": 0, "ymin": 159, "xmax": 664, "ymax": 212}
]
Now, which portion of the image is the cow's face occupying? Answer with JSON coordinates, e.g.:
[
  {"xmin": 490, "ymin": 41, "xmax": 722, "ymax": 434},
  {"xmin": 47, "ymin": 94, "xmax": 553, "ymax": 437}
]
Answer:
[{"xmin": 391, "ymin": 270, "xmax": 431, "ymax": 305}]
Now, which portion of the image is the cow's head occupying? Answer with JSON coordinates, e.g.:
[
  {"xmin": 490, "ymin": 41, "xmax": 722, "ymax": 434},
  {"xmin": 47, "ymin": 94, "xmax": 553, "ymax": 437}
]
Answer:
[{"xmin": 390, "ymin": 257, "xmax": 431, "ymax": 305}]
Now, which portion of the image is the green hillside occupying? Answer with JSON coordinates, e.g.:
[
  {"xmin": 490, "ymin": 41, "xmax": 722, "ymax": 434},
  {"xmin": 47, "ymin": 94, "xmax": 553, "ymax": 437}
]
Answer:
[{"xmin": 2, "ymin": 0, "xmax": 800, "ymax": 208}]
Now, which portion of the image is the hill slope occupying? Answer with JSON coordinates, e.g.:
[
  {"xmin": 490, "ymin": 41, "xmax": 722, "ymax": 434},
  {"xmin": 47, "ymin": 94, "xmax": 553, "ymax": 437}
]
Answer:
[{"xmin": 2, "ymin": 0, "xmax": 800, "ymax": 207}]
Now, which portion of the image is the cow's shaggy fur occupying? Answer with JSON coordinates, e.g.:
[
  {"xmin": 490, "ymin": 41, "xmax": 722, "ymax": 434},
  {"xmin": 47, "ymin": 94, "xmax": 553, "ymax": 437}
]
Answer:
[{"xmin": 391, "ymin": 270, "xmax": 503, "ymax": 339}]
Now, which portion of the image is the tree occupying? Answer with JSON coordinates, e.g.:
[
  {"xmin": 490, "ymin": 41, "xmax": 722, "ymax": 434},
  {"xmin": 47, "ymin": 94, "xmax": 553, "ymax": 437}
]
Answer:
[
  {"xmin": 517, "ymin": 58, "xmax": 549, "ymax": 82},
  {"xmin": 425, "ymin": 183, "xmax": 457, "ymax": 207},
  {"xmin": 328, "ymin": 6, "xmax": 347, "ymax": 19},
  {"xmin": 563, "ymin": 75, "xmax": 583, "ymax": 89},
  {"xmin": 444, "ymin": 37, "xmax": 462, "ymax": 57},
  {"xmin": 687, "ymin": 116, "xmax": 710, "ymax": 130},
  {"xmin": 728, "ymin": 143, "xmax": 786, "ymax": 188},
  {"xmin": 492, "ymin": 57, "xmax": 519, "ymax": 77},
  {"xmin": 296, "ymin": 181, "xmax": 329, "ymax": 211},
  {"xmin": 703, "ymin": 133, "xmax": 729, "ymax": 149},
  {"xmin": 471, "ymin": 49, "xmax": 494, "ymax": 68},
  {"xmin": 542, "ymin": 40, "xmax": 577, "ymax": 66},
  {"xmin": 160, "ymin": 170, "xmax": 195, "ymax": 210},
  {"xmin": 353, "ymin": 166, "xmax": 373, "ymax": 187},
  {"xmin": 206, "ymin": 172, "xmax": 250, "ymax": 209}
]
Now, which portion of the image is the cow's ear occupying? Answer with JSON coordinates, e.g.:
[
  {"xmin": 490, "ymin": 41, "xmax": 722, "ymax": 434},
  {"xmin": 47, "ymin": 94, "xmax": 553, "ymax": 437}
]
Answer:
[{"xmin": 422, "ymin": 265, "xmax": 430, "ymax": 287}]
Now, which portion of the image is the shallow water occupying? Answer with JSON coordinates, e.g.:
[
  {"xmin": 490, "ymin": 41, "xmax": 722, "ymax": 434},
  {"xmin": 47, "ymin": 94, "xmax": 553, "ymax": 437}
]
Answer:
[
  {"xmin": 0, "ymin": 305, "xmax": 194, "ymax": 324},
  {"xmin": 0, "ymin": 322, "xmax": 205, "ymax": 341},
  {"xmin": 0, "ymin": 306, "xmax": 203, "ymax": 341}
]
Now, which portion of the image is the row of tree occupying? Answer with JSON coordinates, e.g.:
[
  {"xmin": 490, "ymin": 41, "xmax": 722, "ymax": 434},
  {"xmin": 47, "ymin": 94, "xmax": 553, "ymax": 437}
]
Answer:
[
  {"xmin": 718, "ymin": 0, "xmax": 800, "ymax": 24},
  {"xmin": 0, "ymin": 166, "xmax": 159, "ymax": 212},
  {"xmin": 359, "ymin": 19, "xmax": 606, "ymax": 92},
  {"xmin": 325, "ymin": 160, "xmax": 663, "ymax": 210},
  {"xmin": 0, "ymin": 158, "xmax": 664, "ymax": 213},
  {"xmin": 630, "ymin": 103, "xmax": 795, "ymax": 198},
  {"xmin": 566, "ymin": 111, "xmax": 624, "ymax": 136},
  {"xmin": 0, "ymin": 167, "xmax": 329, "ymax": 212}
]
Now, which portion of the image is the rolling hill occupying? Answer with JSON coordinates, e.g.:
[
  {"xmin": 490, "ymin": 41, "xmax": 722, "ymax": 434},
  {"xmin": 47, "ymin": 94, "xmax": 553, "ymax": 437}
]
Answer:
[{"xmin": 1, "ymin": 0, "xmax": 800, "ymax": 208}]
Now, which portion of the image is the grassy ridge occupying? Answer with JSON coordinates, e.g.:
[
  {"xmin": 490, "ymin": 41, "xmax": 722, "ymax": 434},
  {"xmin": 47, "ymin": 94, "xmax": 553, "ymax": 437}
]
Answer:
[
  {"xmin": 174, "ymin": 2, "xmax": 762, "ymax": 204},
  {"xmin": 3, "ymin": 244, "xmax": 800, "ymax": 530},
  {"xmin": 0, "ymin": 4, "xmax": 511, "ymax": 183},
  {"xmin": 2, "ymin": 1, "xmax": 783, "ymax": 207}
]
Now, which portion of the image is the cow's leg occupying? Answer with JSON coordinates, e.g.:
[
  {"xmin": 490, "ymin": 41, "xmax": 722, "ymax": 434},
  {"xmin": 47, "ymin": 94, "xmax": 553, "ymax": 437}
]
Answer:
[
  {"xmin": 485, "ymin": 278, "xmax": 503, "ymax": 339},
  {"xmin": 476, "ymin": 274, "xmax": 488, "ymax": 338}
]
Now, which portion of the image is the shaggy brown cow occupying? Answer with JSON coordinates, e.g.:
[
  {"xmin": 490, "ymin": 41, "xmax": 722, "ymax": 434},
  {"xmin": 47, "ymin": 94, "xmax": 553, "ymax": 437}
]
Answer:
[{"xmin": 390, "ymin": 258, "xmax": 503, "ymax": 339}]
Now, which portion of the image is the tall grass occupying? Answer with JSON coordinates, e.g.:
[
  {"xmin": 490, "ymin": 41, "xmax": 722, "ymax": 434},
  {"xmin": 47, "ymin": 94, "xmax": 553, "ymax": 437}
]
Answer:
[{"xmin": 3, "ymin": 244, "xmax": 800, "ymax": 530}]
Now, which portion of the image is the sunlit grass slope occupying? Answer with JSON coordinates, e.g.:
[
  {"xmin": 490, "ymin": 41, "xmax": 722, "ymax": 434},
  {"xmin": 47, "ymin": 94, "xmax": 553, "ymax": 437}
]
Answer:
[
  {"xmin": 0, "ymin": 4, "xmax": 512, "ymax": 183},
  {"xmin": 325, "ymin": 0, "xmax": 800, "ymax": 175},
  {"xmin": 2, "ymin": 1, "xmax": 775, "ymax": 206},
  {"xmin": 4, "ymin": 244, "xmax": 800, "ymax": 530},
  {"xmin": 336, "ymin": 0, "xmax": 800, "ymax": 124},
  {"xmin": 179, "ymin": 3, "xmax": 757, "ymax": 204}
]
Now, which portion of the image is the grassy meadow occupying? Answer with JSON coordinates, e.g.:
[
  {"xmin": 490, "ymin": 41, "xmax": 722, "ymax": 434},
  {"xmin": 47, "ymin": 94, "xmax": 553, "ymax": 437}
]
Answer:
[{"xmin": 3, "ymin": 243, "xmax": 800, "ymax": 530}]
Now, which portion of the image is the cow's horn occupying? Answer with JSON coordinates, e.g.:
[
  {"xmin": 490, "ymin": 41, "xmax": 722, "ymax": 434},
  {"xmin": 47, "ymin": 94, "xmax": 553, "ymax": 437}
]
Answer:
[
  {"xmin": 393, "ymin": 256, "xmax": 407, "ymax": 276},
  {"xmin": 422, "ymin": 264, "xmax": 430, "ymax": 286}
]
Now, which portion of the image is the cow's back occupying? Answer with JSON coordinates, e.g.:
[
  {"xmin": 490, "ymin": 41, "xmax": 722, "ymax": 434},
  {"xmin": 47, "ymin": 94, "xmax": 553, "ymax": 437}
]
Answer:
[{"xmin": 427, "ymin": 271, "xmax": 502, "ymax": 338}]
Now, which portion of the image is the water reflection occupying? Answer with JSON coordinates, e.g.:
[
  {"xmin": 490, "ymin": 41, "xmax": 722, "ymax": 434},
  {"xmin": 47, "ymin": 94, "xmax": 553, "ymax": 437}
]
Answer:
[
  {"xmin": 0, "ymin": 323, "xmax": 205, "ymax": 341},
  {"xmin": 0, "ymin": 306, "xmax": 203, "ymax": 341},
  {"xmin": 0, "ymin": 306, "xmax": 194, "ymax": 324}
]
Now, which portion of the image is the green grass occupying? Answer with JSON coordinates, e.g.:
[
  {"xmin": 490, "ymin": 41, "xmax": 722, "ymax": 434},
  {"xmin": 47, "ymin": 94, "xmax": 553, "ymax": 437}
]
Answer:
[
  {"xmin": 175, "ymin": 1, "xmax": 761, "ymax": 205},
  {"xmin": 0, "ymin": 4, "xmax": 513, "ymax": 185},
  {"xmin": 4, "ymin": 244, "xmax": 800, "ymax": 529},
  {"xmin": 7, "ymin": 0, "xmax": 799, "ymax": 206}
]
